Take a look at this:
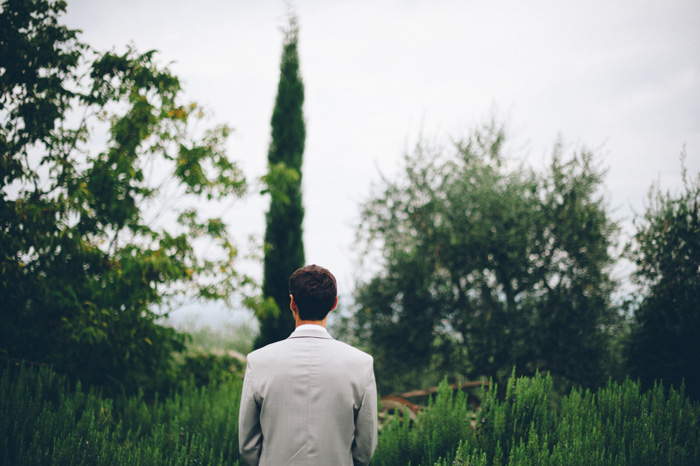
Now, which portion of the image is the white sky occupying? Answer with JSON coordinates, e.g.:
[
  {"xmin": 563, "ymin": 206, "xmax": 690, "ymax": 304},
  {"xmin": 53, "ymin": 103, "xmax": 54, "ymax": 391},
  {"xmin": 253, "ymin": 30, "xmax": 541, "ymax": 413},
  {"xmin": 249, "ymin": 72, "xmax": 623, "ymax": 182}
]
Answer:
[{"xmin": 64, "ymin": 0, "xmax": 700, "ymax": 326}]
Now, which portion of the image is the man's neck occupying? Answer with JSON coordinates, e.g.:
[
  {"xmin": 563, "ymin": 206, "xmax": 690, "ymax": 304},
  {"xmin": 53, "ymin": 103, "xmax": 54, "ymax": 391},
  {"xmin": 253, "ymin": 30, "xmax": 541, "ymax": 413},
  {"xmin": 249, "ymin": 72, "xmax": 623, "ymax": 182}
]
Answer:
[{"xmin": 295, "ymin": 318, "xmax": 327, "ymax": 329}]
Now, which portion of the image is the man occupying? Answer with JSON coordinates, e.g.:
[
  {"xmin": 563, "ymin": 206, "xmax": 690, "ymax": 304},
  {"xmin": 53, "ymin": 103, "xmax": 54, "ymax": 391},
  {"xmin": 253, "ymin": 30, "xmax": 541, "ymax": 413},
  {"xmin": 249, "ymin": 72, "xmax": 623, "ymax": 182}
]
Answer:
[{"xmin": 239, "ymin": 264, "xmax": 378, "ymax": 466}]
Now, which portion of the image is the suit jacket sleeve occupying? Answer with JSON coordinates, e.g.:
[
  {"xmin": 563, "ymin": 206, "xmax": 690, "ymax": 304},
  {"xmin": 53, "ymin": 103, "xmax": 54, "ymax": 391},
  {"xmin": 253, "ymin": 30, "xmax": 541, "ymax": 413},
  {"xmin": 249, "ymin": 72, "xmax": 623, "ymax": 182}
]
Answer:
[
  {"xmin": 352, "ymin": 360, "xmax": 378, "ymax": 466},
  {"xmin": 239, "ymin": 362, "xmax": 262, "ymax": 466}
]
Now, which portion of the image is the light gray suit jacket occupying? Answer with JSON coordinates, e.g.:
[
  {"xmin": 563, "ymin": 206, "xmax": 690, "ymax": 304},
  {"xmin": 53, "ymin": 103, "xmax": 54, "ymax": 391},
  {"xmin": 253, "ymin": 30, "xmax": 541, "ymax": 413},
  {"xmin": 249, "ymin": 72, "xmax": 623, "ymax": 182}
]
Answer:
[{"xmin": 238, "ymin": 325, "xmax": 378, "ymax": 466}]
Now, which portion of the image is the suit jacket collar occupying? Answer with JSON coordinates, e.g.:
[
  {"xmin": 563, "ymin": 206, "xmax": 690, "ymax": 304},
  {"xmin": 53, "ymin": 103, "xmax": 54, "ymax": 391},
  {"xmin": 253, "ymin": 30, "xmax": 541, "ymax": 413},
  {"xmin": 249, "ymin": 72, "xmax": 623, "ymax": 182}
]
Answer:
[{"xmin": 288, "ymin": 324, "xmax": 333, "ymax": 340}]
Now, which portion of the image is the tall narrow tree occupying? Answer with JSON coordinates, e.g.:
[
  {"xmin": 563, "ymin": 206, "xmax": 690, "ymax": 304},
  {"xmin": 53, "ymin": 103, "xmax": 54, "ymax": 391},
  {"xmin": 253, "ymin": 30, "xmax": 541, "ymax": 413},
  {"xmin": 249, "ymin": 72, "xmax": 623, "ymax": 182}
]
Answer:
[{"xmin": 255, "ymin": 16, "xmax": 306, "ymax": 348}]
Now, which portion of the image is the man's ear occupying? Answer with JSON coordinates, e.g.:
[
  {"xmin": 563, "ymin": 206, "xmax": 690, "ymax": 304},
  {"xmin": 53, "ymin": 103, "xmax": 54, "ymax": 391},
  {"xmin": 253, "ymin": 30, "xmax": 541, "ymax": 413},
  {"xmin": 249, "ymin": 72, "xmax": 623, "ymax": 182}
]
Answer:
[
  {"xmin": 289, "ymin": 294, "xmax": 297, "ymax": 313},
  {"xmin": 331, "ymin": 296, "xmax": 339, "ymax": 311}
]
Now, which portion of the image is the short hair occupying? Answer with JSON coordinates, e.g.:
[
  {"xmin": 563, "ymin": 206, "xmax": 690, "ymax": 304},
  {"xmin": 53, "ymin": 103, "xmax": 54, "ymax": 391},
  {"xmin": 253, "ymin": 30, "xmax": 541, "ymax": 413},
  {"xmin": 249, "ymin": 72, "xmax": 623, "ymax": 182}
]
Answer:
[{"xmin": 289, "ymin": 264, "xmax": 337, "ymax": 321}]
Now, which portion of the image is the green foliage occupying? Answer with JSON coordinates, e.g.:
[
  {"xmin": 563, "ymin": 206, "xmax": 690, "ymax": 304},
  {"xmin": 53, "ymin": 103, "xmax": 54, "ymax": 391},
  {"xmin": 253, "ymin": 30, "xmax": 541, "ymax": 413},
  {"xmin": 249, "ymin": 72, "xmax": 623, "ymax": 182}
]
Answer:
[
  {"xmin": 256, "ymin": 14, "xmax": 306, "ymax": 348},
  {"xmin": 372, "ymin": 379, "xmax": 471, "ymax": 466},
  {"xmin": 351, "ymin": 123, "xmax": 620, "ymax": 394},
  {"xmin": 173, "ymin": 319, "xmax": 255, "ymax": 389},
  {"xmin": 1, "ymin": 363, "xmax": 242, "ymax": 465},
  {"xmin": 177, "ymin": 352, "xmax": 245, "ymax": 387},
  {"xmin": 626, "ymin": 156, "xmax": 700, "ymax": 400},
  {"xmin": 466, "ymin": 374, "xmax": 700, "ymax": 465},
  {"xmin": 374, "ymin": 371, "xmax": 700, "ymax": 466},
  {"xmin": 4, "ymin": 365, "xmax": 699, "ymax": 465},
  {"xmin": 0, "ymin": 0, "xmax": 248, "ymax": 395},
  {"xmin": 474, "ymin": 370, "xmax": 556, "ymax": 462}
]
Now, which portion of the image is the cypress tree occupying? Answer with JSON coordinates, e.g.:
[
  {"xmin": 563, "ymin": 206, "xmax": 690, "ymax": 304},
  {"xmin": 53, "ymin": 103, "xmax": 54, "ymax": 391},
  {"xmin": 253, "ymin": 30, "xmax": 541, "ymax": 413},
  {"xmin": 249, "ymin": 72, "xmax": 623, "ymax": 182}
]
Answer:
[{"xmin": 255, "ymin": 16, "xmax": 306, "ymax": 348}]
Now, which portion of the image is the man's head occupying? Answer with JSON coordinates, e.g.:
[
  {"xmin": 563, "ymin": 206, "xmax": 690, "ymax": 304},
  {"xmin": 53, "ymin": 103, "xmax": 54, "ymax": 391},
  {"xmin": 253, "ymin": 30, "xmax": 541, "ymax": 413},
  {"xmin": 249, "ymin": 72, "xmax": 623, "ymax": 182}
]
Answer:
[{"xmin": 289, "ymin": 264, "xmax": 338, "ymax": 321}]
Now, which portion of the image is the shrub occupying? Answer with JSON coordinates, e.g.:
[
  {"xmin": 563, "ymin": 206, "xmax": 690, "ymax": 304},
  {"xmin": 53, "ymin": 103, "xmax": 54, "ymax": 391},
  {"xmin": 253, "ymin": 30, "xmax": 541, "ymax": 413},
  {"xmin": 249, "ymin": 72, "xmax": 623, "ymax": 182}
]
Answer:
[
  {"xmin": 3, "ymin": 363, "xmax": 698, "ymax": 465},
  {"xmin": 446, "ymin": 373, "xmax": 700, "ymax": 466},
  {"xmin": 372, "ymin": 379, "xmax": 472, "ymax": 466},
  {"xmin": 177, "ymin": 352, "xmax": 246, "ymax": 387},
  {"xmin": 0, "ymin": 363, "xmax": 242, "ymax": 465}
]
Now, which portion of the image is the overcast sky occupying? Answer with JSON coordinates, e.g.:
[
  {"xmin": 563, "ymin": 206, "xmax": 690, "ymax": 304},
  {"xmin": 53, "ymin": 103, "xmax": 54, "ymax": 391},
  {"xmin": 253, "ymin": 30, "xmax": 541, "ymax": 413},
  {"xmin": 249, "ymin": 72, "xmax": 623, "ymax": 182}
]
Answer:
[{"xmin": 64, "ymin": 0, "xmax": 700, "ymax": 325}]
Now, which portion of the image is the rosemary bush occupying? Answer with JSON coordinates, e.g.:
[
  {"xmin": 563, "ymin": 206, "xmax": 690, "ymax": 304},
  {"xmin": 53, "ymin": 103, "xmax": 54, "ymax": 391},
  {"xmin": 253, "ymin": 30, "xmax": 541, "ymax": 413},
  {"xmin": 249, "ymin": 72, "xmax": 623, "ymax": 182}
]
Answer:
[
  {"xmin": 3, "ymin": 364, "xmax": 698, "ymax": 465},
  {"xmin": 1, "ymin": 364, "xmax": 242, "ymax": 466}
]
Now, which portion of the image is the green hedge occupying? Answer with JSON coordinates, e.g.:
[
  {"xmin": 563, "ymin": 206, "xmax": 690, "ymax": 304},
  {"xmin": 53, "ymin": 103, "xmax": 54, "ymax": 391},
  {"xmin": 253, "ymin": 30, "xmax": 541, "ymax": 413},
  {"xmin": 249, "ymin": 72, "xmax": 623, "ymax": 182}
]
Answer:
[
  {"xmin": 373, "ymin": 371, "xmax": 700, "ymax": 466},
  {"xmin": 372, "ymin": 380, "xmax": 472, "ymax": 466},
  {"xmin": 2, "ymin": 365, "xmax": 699, "ymax": 465},
  {"xmin": 0, "ymin": 364, "xmax": 242, "ymax": 465}
]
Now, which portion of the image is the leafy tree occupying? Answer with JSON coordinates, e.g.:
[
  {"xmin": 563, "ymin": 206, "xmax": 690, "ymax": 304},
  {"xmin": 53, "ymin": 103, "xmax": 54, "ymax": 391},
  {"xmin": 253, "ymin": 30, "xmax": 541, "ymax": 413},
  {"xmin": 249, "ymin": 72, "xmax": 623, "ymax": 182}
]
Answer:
[
  {"xmin": 626, "ymin": 156, "xmax": 700, "ymax": 400},
  {"xmin": 0, "ymin": 0, "xmax": 247, "ymax": 394},
  {"xmin": 255, "ymin": 15, "xmax": 306, "ymax": 348},
  {"xmin": 351, "ymin": 123, "xmax": 620, "ymax": 394}
]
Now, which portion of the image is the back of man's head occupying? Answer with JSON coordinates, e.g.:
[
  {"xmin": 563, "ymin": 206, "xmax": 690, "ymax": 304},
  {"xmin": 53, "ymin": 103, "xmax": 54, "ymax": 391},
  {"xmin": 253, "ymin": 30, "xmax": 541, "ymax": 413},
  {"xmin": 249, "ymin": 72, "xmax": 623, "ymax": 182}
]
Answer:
[{"xmin": 289, "ymin": 264, "xmax": 337, "ymax": 321}]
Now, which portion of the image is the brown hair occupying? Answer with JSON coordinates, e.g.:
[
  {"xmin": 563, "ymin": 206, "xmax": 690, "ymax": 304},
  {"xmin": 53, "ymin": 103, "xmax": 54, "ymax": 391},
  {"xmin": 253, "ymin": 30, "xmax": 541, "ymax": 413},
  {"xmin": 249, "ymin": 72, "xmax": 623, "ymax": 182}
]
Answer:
[{"xmin": 289, "ymin": 264, "xmax": 337, "ymax": 321}]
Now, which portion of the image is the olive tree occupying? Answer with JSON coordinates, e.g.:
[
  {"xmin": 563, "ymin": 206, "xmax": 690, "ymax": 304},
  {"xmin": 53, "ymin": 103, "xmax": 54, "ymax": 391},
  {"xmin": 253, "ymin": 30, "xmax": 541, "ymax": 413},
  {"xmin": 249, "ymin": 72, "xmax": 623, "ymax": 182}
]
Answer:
[
  {"xmin": 626, "ymin": 156, "xmax": 700, "ymax": 400},
  {"xmin": 351, "ymin": 123, "xmax": 620, "ymax": 394}
]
